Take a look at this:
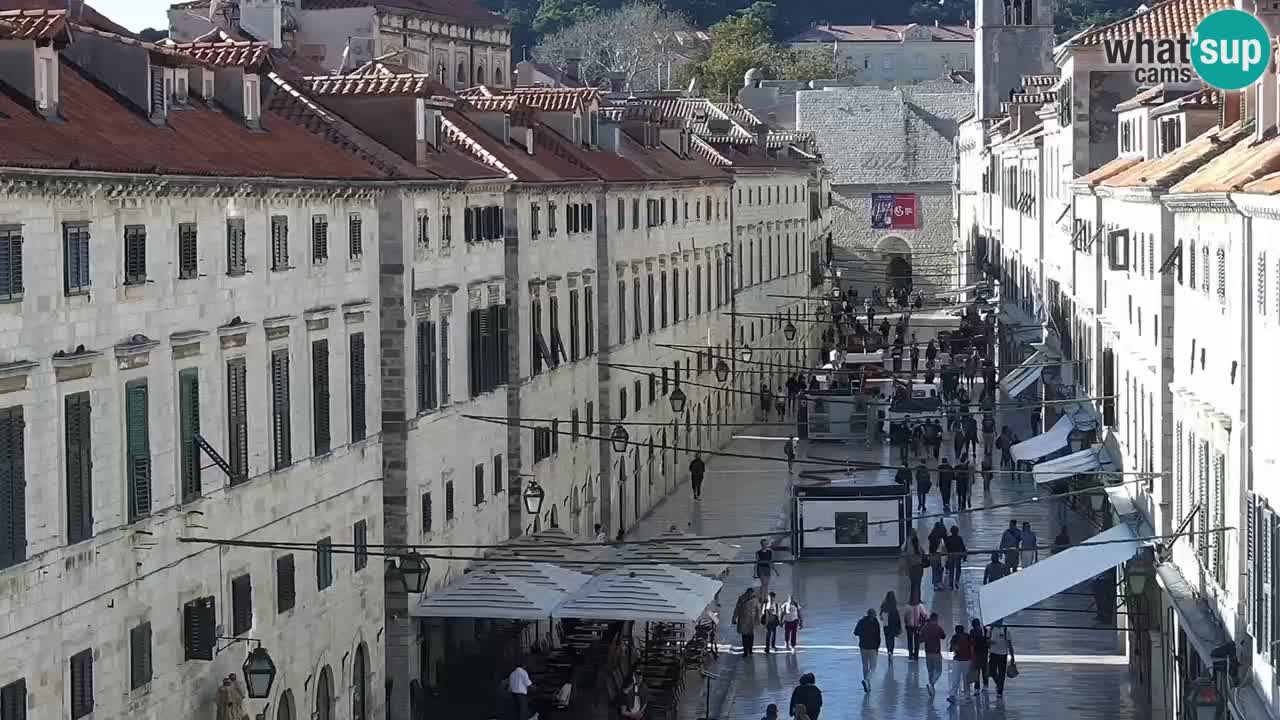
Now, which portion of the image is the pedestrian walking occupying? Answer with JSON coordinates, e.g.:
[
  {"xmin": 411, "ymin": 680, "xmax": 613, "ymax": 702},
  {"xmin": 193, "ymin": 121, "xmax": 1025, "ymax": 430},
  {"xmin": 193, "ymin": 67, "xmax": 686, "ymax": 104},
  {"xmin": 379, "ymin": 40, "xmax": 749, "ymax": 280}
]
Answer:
[
  {"xmin": 965, "ymin": 354, "xmax": 978, "ymax": 389},
  {"xmin": 732, "ymin": 586, "xmax": 762, "ymax": 656},
  {"xmin": 760, "ymin": 384, "xmax": 772, "ymax": 420},
  {"xmin": 998, "ymin": 426, "xmax": 1014, "ymax": 468},
  {"xmin": 981, "ymin": 413, "xmax": 996, "ymax": 457},
  {"xmin": 981, "ymin": 455, "xmax": 994, "ymax": 492},
  {"xmin": 1000, "ymin": 520, "xmax": 1022, "ymax": 571},
  {"xmin": 507, "ymin": 658, "xmax": 533, "ymax": 720},
  {"xmin": 954, "ymin": 456, "xmax": 971, "ymax": 511},
  {"xmin": 944, "ymin": 526, "xmax": 967, "ymax": 590},
  {"xmin": 910, "ymin": 343, "xmax": 921, "ymax": 374},
  {"xmin": 905, "ymin": 599, "xmax": 928, "ymax": 659},
  {"xmin": 970, "ymin": 618, "xmax": 990, "ymax": 693},
  {"xmin": 925, "ymin": 339, "xmax": 938, "ymax": 364},
  {"xmin": 594, "ymin": 524, "xmax": 607, "ymax": 542},
  {"xmin": 906, "ymin": 533, "xmax": 926, "ymax": 602},
  {"xmin": 783, "ymin": 437, "xmax": 796, "ymax": 474},
  {"xmin": 689, "ymin": 454, "xmax": 706, "ymax": 500},
  {"xmin": 1030, "ymin": 408, "xmax": 1041, "ymax": 432},
  {"xmin": 775, "ymin": 397, "xmax": 786, "ymax": 421},
  {"xmin": 1021, "ymin": 522, "xmax": 1039, "ymax": 567},
  {"xmin": 963, "ymin": 414, "xmax": 979, "ymax": 458},
  {"xmin": 983, "ymin": 552, "xmax": 1007, "ymax": 584},
  {"xmin": 914, "ymin": 460, "xmax": 931, "ymax": 512},
  {"xmin": 922, "ymin": 613, "xmax": 947, "ymax": 697},
  {"xmin": 781, "ymin": 594, "xmax": 803, "ymax": 652},
  {"xmin": 987, "ymin": 623, "xmax": 1015, "ymax": 698},
  {"xmin": 854, "ymin": 608, "xmax": 882, "ymax": 691},
  {"xmin": 927, "ymin": 419, "xmax": 942, "ymax": 460},
  {"xmin": 879, "ymin": 318, "xmax": 891, "ymax": 344},
  {"xmin": 1054, "ymin": 525, "xmax": 1071, "ymax": 554},
  {"xmin": 937, "ymin": 458, "xmax": 953, "ymax": 513},
  {"xmin": 911, "ymin": 422, "xmax": 925, "ymax": 458},
  {"xmin": 880, "ymin": 592, "xmax": 902, "ymax": 658},
  {"xmin": 947, "ymin": 624, "xmax": 973, "ymax": 703},
  {"xmin": 762, "ymin": 703, "xmax": 779, "ymax": 720},
  {"xmin": 789, "ymin": 673, "xmax": 823, "ymax": 719},
  {"xmin": 761, "ymin": 591, "xmax": 782, "ymax": 653},
  {"xmin": 755, "ymin": 539, "xmax": 777, "ymax": 595},
  {"xmin": 952, "ymin": 425, "xmax": 966, "ymax": 460}
]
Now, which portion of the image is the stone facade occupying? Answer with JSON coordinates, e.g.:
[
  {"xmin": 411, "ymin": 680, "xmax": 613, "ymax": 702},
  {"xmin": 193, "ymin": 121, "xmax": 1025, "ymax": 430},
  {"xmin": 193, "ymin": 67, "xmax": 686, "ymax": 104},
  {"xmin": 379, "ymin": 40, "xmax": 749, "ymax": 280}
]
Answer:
[{"xmin": 787, "ymin": 23, "xmax": 974, "ymax": 89}]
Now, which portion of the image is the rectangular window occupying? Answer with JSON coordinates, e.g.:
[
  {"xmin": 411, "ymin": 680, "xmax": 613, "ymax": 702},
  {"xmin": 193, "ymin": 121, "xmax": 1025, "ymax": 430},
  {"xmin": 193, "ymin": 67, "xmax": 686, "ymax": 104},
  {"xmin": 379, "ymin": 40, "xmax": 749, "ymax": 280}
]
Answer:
[
  {"xmin": 353, "ymin": 518, "xmax": 368, "ymax": 571},
  {"xmin": 349, "ymin": 213, "xmax": 363, "ymax": 259},
  {"xmin": 416, "ymin": 209, "xmax": 430, "ymax": 249},
  {"xmin": 647, "ymin": 275, "xmax": 655, "ymax": 333},
  {"xmin": 62, "ymin": 222, "xmax": 90, "ymax": 294},
  {"xmin": 441, "ymin": 209, "xmax": 452, "ymax": 248},
  {"xmin": 569, "ymin": 289, "xmax": 581, "ymax": 361},
  {"xmin": 661, "ymin": 271, "xmax": 669, "ymax": 328},
  {"xmin": 617, "ymin": 197, "xmax": 625, "ymax": 230},
  {"xmin": 311, "ymin": 214, "xmax": 328, "ymax": 263},
  {"xmin": 349, "ymin": 333, "xmax": 366, "ymax": 442},
  {"xmin": 69, "ymin": 649, "xmax": 93, "ymax": 719},
  {"xmin": 550, "ymin": 294, "xmax": 566, "ymax": 365},
  {"xmin": 584, "ymin": 286, "xmax": 595, "ymax": 356},
  {"xmin": 585, "ymin": 401, "xmax": 594, "ymax": 437},
  {"xmin": 493, "ymin": 453, "xmax": 503, "ymax": 493},
  {"xmin": 178, "ymin": 222, "xmax": 198, "ymax": 279},
  {"xmin": 417, "ymin": 318, "xmax": 438, "ymax": 412},
  {"xmin": 179, "ymin": 368, "xmax": 201, "ymax": 503},
  {"xmin": 182, "ymin": 596, "xmax": 216, "ymax": 661},
  {"xmin": 123, "ymin": 224, "xmax": 147, "ymax": 285},
  {"xmin": 227, "ymin": 358, "xmax": 249, "ymax": 483},
  {"xmin": 531, "ymin": 203, "xmax": 541, "ymax": 237},
  {"xmin": 64, "ymin": 392, "xmax": 92, "ymax": 544},
  {"xmin": 271, "ymin": 349, "xmax": 292, "ymax": 470},
  {"xmin": 129, "ymin": 622, "xmax": 152, "ymax": 690},
  {"xmin": 231, "ymin": 573, "xmax": 253, "ymax": 636},
  {"xmin": 422, "ymin": 492, "xmax": 433, "ymax": 532},
  {"xmin": 1, "ymin": 678, "xmax": 25, "ymax": 720},
  {"xmin": 0, "ymin": 226, "xmax": 21, "ymax": 301},
  {"xmin": 632, "ymin": 278, "xmax": 641, "ymax": 341},
  {"xmin": 445, "ymin": 480, "xmax": 455, "ymax": 520},
  {"xmin": 226, "ymin": 218, "xmax": 246, "ymax": 275},
  {"xmin": 619, "ymin": 387, "xmax": 628, "ymax": 420},
  {"xmin": 696, "ymin": 265, "xmax": 703, "ymax": 314},
  {"xmin": 125, "ymin": 382, "xmax": 151, "ymax": 521},
  {"xmin": 548, "ymin": 203, "xmax": 558, "ymax": 236},
  {"xmin": 276, "ymin": 554, "xmax": 296, "ymax": 612},
  {"xmin": 270, "ymin": 215, "xmax": 289, "ymax": 271},
  {"xmin": 672, "ymin": 271, "xmax": 680, "ymax": 322},
  {"xmin": 439, "ymin": 316, "xmax": 451, "ymax": 405},
  {"xmin": 634, "ymin": 380, "xmax": 642, "ymax": 412},
  {"xmin": 311, "ymin": 340, "xmax": 330, "ymax": 454},
  {"xmin": 531, "ymin": 297, "xmax": 544, "ymax": 375},
  {"xmin": 0, "ymin": 406, "xmax": 25, "ymax": 570},
  {"xmin": 316, "ymin": 537, "xmax": 333, "ymax": 590},
  {"xmin": 617, "ymin": 280, "xmax": 627, "ymax": 345},
  {"xmin": 474, "ymin": 464, "xmax": 485, "ymax": 505}
]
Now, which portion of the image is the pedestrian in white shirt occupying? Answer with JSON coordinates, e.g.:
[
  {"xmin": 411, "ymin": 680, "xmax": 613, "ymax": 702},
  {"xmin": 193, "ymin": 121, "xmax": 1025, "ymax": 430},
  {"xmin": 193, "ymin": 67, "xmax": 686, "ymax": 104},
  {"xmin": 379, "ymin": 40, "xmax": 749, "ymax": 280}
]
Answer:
[
  {"xmin": 508, "ymin": 660, "xmax": 532, "ymax": 720},
  {"xmin": 780, "ymin": 595, "xmax": 803, "ymax": 652},
  {"xmin": 593, "ymin": 523, "xmax": 607, "ymax": 543}
]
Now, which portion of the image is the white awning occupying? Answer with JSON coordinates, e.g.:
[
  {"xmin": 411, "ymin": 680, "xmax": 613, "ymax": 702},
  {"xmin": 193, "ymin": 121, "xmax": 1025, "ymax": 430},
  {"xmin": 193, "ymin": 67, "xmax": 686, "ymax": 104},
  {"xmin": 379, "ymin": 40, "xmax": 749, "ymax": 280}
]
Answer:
[
  {"xmin": 552, "ymin": 565, "xmax": 723, "ymax": 623},
  {"xmin": 588, "ymin": 531, "xmax": 739, "ymax": 578},
  {"xmin": 1000, "ymin": 350, "xmax": 1052, "ymax": 398},
  {"xmin": 484, "ymin": 528, "xmax": 605, "ymax": 565},
  {"xmin": 977, "ymin": 523, "xmax": 1142, "ymax": 624},
  {"xmin": 1032, "ymin": 446, "xmax": 1117, "ymax": 485},
  {"xmin": 1155, "ymin": 562, "xmax": 1229, "ymax": 663},
  {"xmin": 1011, "ymin": 413, "xmax": 1075, "ymax": 462},
  {"xmin": 412, "ymin": 565, "xmax": 592, "ymax": 620}
]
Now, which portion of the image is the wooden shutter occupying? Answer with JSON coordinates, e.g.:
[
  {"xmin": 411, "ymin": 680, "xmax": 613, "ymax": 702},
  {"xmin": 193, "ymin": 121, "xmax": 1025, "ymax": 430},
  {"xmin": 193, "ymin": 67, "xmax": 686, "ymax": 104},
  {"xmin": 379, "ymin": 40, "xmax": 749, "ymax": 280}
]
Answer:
[
  {"xmin": 178, "ymin": 369, "xmax": 201, "ymax": 503},
  {"xmin": 63, "ymin": 223, "xmax": 89, "ymax": 293},
  {"xmin": 64, "ymin": 393, "xmax": 92, "ymax": 544},
  {"xmin": 439, "ymin": 317, "xmax": 451, "ymax": 404},
  {"xmin": 311, "ymin": 215, "xmax": 328, "ymax": 262},
  {"xmin": 0, "ymin": 679, "xmax": 26, "ymax": 720},
  {"xmin": 0, "ymin": 406, "xmax": 25, "ymax": 569},
  {"xmin": 123, "ymin": 225, "xmax": 147, "ymax": 285},
  {"xmin": 271, "ymin": 216, "xmax": 289, "ymax": 270},
  {"xmin": 348, "ymin": 213, "xmax": 363, "ymax": 259},
  {"xmin": 417, "ymin": 320, "xmax": 437, "ymax": 412},
  {"xmin": 479, "ymin": 307, "xmax": 495, "ymax": 391},
  {"xmin": 125, "ymin": 382, "xmax": 151, "ymax": 521},
  {"xmin": 467, "ymin": 309, "xmax": 481, "ymax": 397},
  {"xmin": 183, "ymin": 596, "xmax": 216, "ymax": 660},
  {"xmin": 227, "ymin": 358, "xmax": 249, "ymax": 483},
  {"xmin": 69, "ymin": 649, "xmax": 93, "ymax": 719},
  {"xmin": 349, "ymin": 334, "xmax": 366, "ymax": 442},
  {"xmin": 177, "ymin": 222, "xmax": 198, "ymax": 279},
  {"xmin": 497, "ymin": 304, "xmax": 510, "ymax": 385},
  {"xmin": 226, "ymin": 218, "xmax": 246, "ymax": 274},
  {"xmin": 311, "ymin": 340, "xmax": 330, "ymax": 454},
  {"xmin": 353, "ymin": 519, "xmax": 368, "ymax": 571},
  {"xmin": 271, "ymin": 350, "xmax": 292, "ymax": 470},
  {"xmin": 583, "ymin": 287, "xmax": 594, "ymax": 355},
  {"xmin": 129, "ymin": 622, "xmax": 152, "ymax": 690},
  {"xmin": 0, "ymin": 228, "xmax": 21, "ymax": 299},
  {"xmin": 231, "ymin": 574, "xmax": 252, "ymax": 635},
  {"xmin": 316, "ymin": 537, "xmax": 333, "ymax": 589},
  {"xmin": 276, "ymin": 554, "xmax": 296, "ymax": 612},
  {"xmin": 464, "ymin": 207, "xmax": 474, "ymax": 242}
]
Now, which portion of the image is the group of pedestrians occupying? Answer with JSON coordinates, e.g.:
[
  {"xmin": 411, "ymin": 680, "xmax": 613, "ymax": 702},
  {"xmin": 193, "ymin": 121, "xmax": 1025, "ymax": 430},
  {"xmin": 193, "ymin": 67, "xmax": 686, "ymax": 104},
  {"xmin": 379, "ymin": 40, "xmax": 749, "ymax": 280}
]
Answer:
[
  {"xmin": 760, "ymin": 376, "xmax": 812, "ymax": 421},
  {"xmin": 731, "ymin": 583, "xmax": 803, "ymax": 656}
]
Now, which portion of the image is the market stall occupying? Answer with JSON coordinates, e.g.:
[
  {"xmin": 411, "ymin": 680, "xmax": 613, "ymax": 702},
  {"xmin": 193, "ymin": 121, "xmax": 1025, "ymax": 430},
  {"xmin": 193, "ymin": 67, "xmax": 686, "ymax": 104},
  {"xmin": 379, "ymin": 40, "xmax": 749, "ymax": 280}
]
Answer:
[{"xmin": 790, "ymin": 468, "xmax": 909, "ymax": 557}]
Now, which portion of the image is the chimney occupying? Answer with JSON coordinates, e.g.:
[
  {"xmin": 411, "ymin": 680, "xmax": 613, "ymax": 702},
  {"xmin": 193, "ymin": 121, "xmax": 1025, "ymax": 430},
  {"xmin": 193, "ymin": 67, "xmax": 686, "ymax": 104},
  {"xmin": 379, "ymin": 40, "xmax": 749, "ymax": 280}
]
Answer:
[
  {"xmin": 420, "ymin": 105, "xmax": 443, "ymax": 151},
  {"xmin": 1258, "ymin": 64, "xmax": 1278, "ymax": 140},
  {"xmin": 564, "ymin": 48, "xmax": 584, "ymax": 86},
  {"xmin": 1222, "ymin": 89, "xmax": 1243, "ymax": 127},
  {"xmin": 238, "ymin": 0, "xmax": 283, "ymax": 49},
  {"xmin": 608, "ymin": 72, "xmax": 626, "ymax": 94},
  {"xmin": 755, "ymin": 122, "xmax": 769, "ymax": 156}
]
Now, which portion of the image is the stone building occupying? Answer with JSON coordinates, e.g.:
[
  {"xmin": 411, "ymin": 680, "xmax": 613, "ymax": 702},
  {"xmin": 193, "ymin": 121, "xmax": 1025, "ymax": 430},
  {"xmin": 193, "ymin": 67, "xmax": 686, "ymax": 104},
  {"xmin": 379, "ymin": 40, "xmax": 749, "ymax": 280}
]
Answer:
[
  {"xmin": 786, "ymin": 22, "xmax": 974, "ymax": 89},
  {"xmin": 797, "ymin": 82, "xmax": 970, "ymax": 299}
]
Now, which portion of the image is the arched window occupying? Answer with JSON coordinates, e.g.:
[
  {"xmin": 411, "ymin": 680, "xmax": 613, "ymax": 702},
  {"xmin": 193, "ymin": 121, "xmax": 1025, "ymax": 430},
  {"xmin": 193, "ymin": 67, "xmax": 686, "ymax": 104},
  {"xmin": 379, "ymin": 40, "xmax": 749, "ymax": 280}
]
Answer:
[
  {"xmin": 353, "ymin": 645, "xmax": 369, "ymax": 720},
  {"xmin": 315, "ymin": 666, "xmax": 334, "ymax": 720},
  {"xmin": 550, "ymin": 504, "xmax": 559, "ymax": 528},
  {"xmin": 277, "ymin": 690, "xmax": 295, "ymax": 720},
  {"xmin": 494, "ymin": 64, "xmax": 505, "ymax": 86},
  {"xmin": 1022, "ymin": 0, "xmax": 1034, "ymax": 24},
  {"xmin": 476, "ymin": 62, "xmax": 486, "ymax": 85},
  {"xmin": 456, "ymin": 62, "xmax": 467, "ymax": 85}
]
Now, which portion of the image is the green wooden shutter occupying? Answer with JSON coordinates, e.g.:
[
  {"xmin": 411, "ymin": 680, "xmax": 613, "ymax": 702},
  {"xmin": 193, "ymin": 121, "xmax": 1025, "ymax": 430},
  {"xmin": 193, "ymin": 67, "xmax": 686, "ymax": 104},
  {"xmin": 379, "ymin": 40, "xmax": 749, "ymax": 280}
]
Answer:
[
  {"xmin": 468, "ymin": 310, "xmax": 481, "ymax": 397},
  {"xmin": 353, "ymin": 519, "xmax": 368, "ymax": 571},
  {"xmin": 178, "ymin": 223, "xmax": 198, "ymax": 279},
  {"xmin": 312, "ymin": 340, "xmax": 330, "ymax": 454},
  {"xmin": 226, "ymin": 358, "xmax": 249, "ymax": 483},
  {"xmin": 231, "ymin": 573, "xmax": 252, "ymax": 635},
  {"xmin": 276, "ymin": 554, "xmax": 296, "ymax": 612},
  {"xmin": 439, "ymin": 317, "xmax": 451, "ymax": 404},
  {"xmin": 348, "ymin": 334, "xmax": 366, "ymax": 442},
  {"xmin": 0, "ymin": 679, "xmax": 26, "ymax": 720},
  {"xmin": 64, "ymin": 393, "xmax": 92, "ymax": 544},
  {"xmin": 178, "ymin": 369, "xmax": 201, "ymax": 503},
  {"xmin": 125, "ymin": 382, "xmax": 150, "ymax": 521},
  {"xmin": 69, "ymin": 649, "xmax": 93, "ymax": 719},
  {"xmin": 417, "ymin": 320, "xmax": 436, "ymax": 412},
  {"xmin": 271, "ymin": 350, "xmax": 292, "ymax": 469},
  {"xmin": 0, "ymin": 406, "xmax": 25, "ymax": 569},
  {"xmin": 183, "ymin": 596, "xmax": 215, "ymax": 660},
  {"xmin": 129, "ymin": 622, "xmax": 151, "ymax": 690}
]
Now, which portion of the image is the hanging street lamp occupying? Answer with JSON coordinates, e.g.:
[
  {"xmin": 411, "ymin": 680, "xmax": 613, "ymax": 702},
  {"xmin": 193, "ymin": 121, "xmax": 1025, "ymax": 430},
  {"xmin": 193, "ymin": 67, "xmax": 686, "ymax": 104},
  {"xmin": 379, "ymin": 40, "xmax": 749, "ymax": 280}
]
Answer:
[
  {"xmin": 397, "ymin": 552, "xmax": 431, "ymax": 594},
  {"xmin": 242, "ymin": 646, "xmax": 278, "ymax": 699},
  {"xmin": 714, "ymin": 358, "xmax": 731, "ymax": 382},
  {"xmin": 610, "ymin": 424, "xmax": 630, "ymax": 453},
  {"xmin": 783, "ymin": 321, "xmax": 797, "ymax": 342},
  {"xmin": 669, "ymin": 385, "xmax": 688, "ymax": 414},
  {"xmin": 522, "ymin": 480, "xmax": 546, "ymax": 516}
]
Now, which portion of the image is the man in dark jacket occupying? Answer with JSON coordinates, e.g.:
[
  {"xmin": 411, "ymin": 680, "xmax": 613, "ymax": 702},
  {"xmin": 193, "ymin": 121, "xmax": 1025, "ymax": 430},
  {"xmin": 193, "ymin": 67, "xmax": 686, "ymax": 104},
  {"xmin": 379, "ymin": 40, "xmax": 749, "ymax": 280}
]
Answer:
[
  {"xmin": 689, "ymin": 454, "xmax": 706, "ymax": 500},
  {"xmin": 953, "ymin": 457, "xmax": 971, "ymax": 511},
  {"xmin": 789, "ymin": 673, "xmax": 823, "ymax": 719},
  {"xmin": 854, "ymin": 609, "xmax": 882, "ymax": 692},
  {"xmin": 914, "ymin": 460, "xmax": 931, "ymax": 512},
  {"xmin": 936, "ymin": 459, "xmax": 953, "ymax": 513},
  {"xmin": 944, "ymin": 526, "xmax": 967, "ymax": 589}
]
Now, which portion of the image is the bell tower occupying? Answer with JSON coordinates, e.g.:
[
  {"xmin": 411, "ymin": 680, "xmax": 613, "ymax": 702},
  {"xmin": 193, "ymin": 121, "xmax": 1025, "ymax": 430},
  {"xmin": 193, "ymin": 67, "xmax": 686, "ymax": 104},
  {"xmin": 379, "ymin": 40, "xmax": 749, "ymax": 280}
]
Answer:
[{"xmin": 975, "ymin": 0, "xmax": 1058, "ymax": 117}]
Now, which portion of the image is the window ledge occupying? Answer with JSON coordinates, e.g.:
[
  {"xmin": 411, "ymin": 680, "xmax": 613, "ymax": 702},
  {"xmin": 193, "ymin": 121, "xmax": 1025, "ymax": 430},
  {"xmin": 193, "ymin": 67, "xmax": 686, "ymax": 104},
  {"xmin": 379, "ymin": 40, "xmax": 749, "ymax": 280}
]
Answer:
[
  {"xmin": 52, "ymin": 347, "xmax": 102, "ymax": 381},
  {"xmin": 114, "ymin": 336, "xmax": 160, "ymax": 370},
  {"xmin": 0, "ymin": 359, "xmax": 37, "ymax": 393}
]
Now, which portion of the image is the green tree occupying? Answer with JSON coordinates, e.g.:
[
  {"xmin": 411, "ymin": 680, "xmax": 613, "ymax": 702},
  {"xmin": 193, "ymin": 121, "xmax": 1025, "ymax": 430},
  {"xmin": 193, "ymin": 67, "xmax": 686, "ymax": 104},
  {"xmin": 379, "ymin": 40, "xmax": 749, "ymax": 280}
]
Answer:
[
  {"xmin": 679, "ymin": 13, "xmax": 775, "ymax": 98},
  {"xmin": 533, "ymin": 2, "xmax": 694, "ymax": 90}
]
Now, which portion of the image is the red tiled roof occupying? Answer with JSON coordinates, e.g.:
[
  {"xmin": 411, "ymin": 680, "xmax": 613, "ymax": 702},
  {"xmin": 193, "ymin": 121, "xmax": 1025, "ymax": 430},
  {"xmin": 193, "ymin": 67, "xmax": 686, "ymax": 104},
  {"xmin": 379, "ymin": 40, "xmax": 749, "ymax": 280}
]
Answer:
[
  {"xmin": 1071, "ymin": 0, "xmax": 1229, "ymax": 45},
  {"xmin": 0, "ymin": 58, "xmax": 384, "ymax": 179},
  {"xmin": 170, "ymin": 40, "xmax": 271, "ymax": 69},
  {"xmin": 70, "ymin": 22, "xmax": 197, "ymax": 64},
  {"xmin": 299, "ymin": 0, "xmax": 509, "ymax": 27},
  {"xmin": 1102, "ymin": 121, "xmax": 1249, "ymax": 189},
  {"xmin": 1075, "ymin": 156, "xmax": 1142, "ymax": 185},
  {"xmin": 0, "ymin": 8, "xmax": 69, "ymax": 41},
  {"xmin": 0, "ymin": 0, "xmax": 132, "ymax": 36},
  {"xmin": 1172, "ymin": 131, "xmax": 1280, "ymax": 193},
  {"xmin": 789, "ymin": 23, "xmax": 973, "ymax": 43},
  {"xmin": 304, "ymin": 73, "xmax": 451, "ymax": 97},
  {"xmin": 508, "ymin": 86, "xmax": 602, "ymax": 112}
]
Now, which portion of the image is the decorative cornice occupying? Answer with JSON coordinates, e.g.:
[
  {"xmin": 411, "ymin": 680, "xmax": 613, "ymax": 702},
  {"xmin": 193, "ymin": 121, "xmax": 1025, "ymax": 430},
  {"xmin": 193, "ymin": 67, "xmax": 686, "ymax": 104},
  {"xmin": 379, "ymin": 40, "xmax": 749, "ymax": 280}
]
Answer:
[
  {"xmin": 1161, "ymin": 192, "xmax": 1235, "ymax": 213},
  {"xmin": 0, "ymin": 169, "xmax": 385, "ymax": 202},
  {"xmin": 1229, "ymin": 192, "xmax": 1280, "ymax": 220}
]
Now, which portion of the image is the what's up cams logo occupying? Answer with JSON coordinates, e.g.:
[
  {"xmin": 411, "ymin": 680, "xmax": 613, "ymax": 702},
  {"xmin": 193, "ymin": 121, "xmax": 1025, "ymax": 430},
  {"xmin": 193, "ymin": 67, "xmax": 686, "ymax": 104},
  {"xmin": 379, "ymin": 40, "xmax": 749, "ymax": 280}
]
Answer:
[{"xmin": 1101, "ymin": 9, "xmax": 1273, "ymax": 91}]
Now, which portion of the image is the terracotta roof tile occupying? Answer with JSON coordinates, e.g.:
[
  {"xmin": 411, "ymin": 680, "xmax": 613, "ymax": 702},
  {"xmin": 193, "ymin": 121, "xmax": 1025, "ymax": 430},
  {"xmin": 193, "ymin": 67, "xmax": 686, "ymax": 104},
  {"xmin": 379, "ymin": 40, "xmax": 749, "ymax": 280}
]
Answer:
[
  {"xmin": 1172, "ymin": 131, "xmax": 1280, "ymax": 193},
  {"xmin": 1115, "ymin": 84, "xmax": 1168, "ymax": 111},
  {"xmin": 1076, "ymin": 156, "xmax": 1143, "ymax": 185},
  {"xmin": 170, "ymin": 40, "xmax": 271, "ymax": 69},
  {"xmin": 0, "ymin": 0, "xmax": 133, "ymax": 36},
  {"xmin": 1020, "ymin": 74, "xmax": 1058, "ymax": 87},
  {"xmin": 303, "ymin": 73, "xmax": 451, "ymax": 97},
  {"xmin": 1102, "ymin": 121, "xmax": 1250, "ymax": 189},
  {"xmin": 0, "ymin": 58, "xmax": 384, "ymax": 179},
  {"xmin": 1072, "ymin": 0, "xmax": 1229, "ymax": 46},
  {"xmin": 714, "ymin": 101, "xmax": 762, "ymax": 128},
  {"xmin": 788, "ymin": 23, "xmax": 973, "ymax": 43},
  {"xmin": 0, "ymin": 8, "xmax": 69, "ymax": 41},
  {"xmin": 508, "ymin": 86, "xmax": 602, "ymax": 112}
]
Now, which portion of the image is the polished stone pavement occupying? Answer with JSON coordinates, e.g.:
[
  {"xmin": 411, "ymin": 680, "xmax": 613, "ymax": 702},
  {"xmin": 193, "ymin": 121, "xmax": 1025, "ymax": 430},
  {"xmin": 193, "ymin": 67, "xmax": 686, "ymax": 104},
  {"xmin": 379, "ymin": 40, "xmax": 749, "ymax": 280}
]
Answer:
[{"xmin": 624, "ymin": 386, "xmax": 1143, "ymax": 720}]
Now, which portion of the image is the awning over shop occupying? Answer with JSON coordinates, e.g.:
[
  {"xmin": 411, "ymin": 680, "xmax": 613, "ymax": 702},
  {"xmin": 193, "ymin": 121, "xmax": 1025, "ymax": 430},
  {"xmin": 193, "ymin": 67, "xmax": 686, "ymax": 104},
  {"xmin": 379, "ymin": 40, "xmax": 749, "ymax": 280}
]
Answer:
[
  {"xmin": 412, "ymin": 565, "xmax": 592, "ymax": 620},
  {"xmin": 1155, "ymin": 562, "xmax": 1230, "ymax": 664},
  {"xmin": 552, "ymin": 565, "xmax": 723, "ymax": 623},
  {"xmin": 1032, "ymin": 446, "xmax": 1118, "ymax": 485},
  {"xmin": 977, "ymin": 523, "xmax": 1142, "ymax": 624},
  {"xmin": 1011, "ymin": 413, "xmax": 1075, "ymax": 463},
  {"xmin": 1000, "ymin": 350, "xmax": 1055, "ymax": 398}
]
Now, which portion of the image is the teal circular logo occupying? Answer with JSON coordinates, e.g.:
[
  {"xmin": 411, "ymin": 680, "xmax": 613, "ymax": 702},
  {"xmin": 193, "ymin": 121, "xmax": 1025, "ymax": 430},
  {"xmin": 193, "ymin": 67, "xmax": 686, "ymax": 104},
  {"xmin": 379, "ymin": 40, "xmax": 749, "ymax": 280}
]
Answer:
[{"xmin": 1191, "ymin": 9, "xmax": 1272, "ymax": 90}]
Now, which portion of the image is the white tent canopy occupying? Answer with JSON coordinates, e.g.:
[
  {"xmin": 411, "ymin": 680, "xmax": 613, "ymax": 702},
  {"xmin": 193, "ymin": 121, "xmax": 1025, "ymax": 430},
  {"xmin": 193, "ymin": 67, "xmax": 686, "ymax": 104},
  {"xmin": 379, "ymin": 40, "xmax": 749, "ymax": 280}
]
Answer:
[
  {"xmin": 412, "ymin": 565, "xmax": 591, "ymax": 620},
  {"xmin": 589, "ymin": 531, "xmax": 739, "ymax": 578},
  {"xmin": 977, "ymin": 524, "xmax": 1142, "ymax": 624},
  {"xmin": 1011, "ymin": 413, "xmax": 1075, "ymax": 462},
  {"xmin": 1000, "ymin": 350, "xmax": 1052, "ymax": 398},
  {"xmin": 552, "ymin": 565, "xmax": 723, "ymax": 623},
  {"xmin": 1032, "ymin": 446, "xmax": 1117, "ymax": 485},
  {"xmin": 484, "ymin": 528, "xmax": 604, "ymax": 565}
]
